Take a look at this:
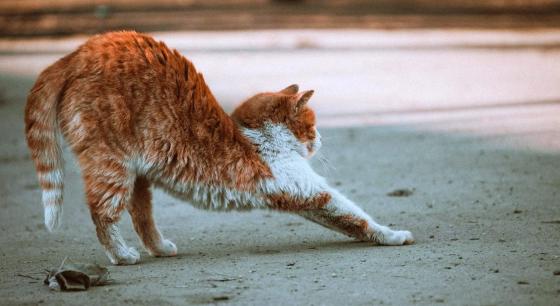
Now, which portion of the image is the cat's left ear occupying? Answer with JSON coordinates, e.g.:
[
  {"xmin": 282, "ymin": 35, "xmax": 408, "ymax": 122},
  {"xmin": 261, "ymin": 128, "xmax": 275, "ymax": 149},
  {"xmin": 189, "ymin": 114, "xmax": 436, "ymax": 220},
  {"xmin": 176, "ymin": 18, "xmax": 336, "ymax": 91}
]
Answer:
[
  {"xmin": 294, "ymin": 90, "xmax": 314, "ymax": 111},
  {"xmin": 280, "ymin": 84, "xmax": 299, "ymax": 95}
]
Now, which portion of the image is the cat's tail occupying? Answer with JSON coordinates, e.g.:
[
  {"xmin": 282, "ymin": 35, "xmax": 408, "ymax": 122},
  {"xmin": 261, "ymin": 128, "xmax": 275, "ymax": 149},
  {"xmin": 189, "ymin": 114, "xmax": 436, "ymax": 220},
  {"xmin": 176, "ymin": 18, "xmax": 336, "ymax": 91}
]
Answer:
[{"xmin": 24, "ymin": 56, "xmax": 72, "ymax": 232}]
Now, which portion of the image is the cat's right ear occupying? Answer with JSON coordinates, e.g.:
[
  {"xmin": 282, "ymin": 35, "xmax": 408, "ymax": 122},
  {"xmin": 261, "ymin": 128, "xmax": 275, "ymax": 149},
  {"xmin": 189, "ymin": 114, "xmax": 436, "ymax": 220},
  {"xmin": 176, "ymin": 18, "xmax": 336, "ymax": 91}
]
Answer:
[
  {"xmin": 294, "ymin": 90, "xmax": 314, "ymax": 111},
  {"xmin": 279, "ymin": 84, "xmax": 299, "ymax": 95}
]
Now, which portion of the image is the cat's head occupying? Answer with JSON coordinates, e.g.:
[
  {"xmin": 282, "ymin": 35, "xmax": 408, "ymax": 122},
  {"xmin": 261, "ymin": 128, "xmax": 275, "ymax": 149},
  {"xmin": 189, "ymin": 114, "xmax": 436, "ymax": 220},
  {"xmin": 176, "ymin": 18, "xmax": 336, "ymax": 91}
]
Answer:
[{"xmin": 232, "ymin": 84, "xmax": 321, "ymax": 159}]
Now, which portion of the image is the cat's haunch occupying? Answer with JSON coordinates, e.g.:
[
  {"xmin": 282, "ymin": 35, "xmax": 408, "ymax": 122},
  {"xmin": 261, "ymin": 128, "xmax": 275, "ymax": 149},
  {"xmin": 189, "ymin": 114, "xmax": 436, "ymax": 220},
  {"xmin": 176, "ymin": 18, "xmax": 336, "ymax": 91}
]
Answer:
[{"xmin": 25, "ymin": 31, "xmax": 413, "ymax": 265}]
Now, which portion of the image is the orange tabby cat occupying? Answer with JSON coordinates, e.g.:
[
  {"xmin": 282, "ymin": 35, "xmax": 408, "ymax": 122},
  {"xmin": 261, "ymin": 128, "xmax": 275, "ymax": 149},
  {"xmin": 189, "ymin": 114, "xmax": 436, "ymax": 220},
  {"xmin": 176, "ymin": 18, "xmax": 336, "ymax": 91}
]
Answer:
[{"xmin": 25, "ymin": 31, "xmax": 413, "ymax": 265}]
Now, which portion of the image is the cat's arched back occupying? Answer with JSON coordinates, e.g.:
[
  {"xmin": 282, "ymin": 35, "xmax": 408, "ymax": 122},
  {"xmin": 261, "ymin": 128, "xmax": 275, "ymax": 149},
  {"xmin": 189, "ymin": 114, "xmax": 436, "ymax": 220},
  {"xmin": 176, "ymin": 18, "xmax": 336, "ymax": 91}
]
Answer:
[{"xmin": 25, "ymin": 31, "xmax": 413, "ymax": 265}]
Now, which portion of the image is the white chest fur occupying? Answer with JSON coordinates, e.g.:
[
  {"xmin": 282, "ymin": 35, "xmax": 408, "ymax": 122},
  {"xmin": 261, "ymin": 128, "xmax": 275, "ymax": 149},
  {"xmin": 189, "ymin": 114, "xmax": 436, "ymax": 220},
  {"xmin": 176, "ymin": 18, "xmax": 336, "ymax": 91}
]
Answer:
[{"xmin": 242, "ymin": 123, "xmax": 328, "ymax": 198}]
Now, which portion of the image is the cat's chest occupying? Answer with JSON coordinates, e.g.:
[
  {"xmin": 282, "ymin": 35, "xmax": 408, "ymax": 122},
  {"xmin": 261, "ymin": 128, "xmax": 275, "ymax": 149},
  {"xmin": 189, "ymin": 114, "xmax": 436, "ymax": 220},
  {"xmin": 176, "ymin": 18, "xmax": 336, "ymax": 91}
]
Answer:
[{"xmin": 259, "ymin": 154, "xmax": 327, "ymax": 197}]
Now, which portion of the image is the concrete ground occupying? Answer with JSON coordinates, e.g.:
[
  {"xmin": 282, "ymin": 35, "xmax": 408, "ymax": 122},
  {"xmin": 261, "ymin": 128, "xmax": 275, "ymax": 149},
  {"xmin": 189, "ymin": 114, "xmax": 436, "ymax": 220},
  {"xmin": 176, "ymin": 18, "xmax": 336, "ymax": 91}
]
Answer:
[{"xmin": 0, "ymin": 30, "xmax": 559, "ymax": 305}]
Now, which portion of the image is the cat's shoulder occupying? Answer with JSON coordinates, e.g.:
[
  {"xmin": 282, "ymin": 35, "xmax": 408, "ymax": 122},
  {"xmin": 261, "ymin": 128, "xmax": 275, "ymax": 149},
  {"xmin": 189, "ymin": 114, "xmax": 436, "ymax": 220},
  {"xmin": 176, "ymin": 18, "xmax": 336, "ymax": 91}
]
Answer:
[
  {"xmin": 81, "ymin": 31, "xmax": 172, "ymax": 56},
  {"xmin": 79, "ymin": 31, "xmax": 189, "ymax": 70},
  {"xmin": 85, "ymin": 31, "xmax": 151, "ymax": 45}
]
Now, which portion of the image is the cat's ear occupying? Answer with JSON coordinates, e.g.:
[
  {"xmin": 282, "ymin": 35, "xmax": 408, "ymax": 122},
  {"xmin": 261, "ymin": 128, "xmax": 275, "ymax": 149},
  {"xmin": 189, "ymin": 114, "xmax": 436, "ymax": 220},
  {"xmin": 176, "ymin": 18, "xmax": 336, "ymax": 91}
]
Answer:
[
  {"xmin": 294, "ymin": 90, "xmax": 314, "ymax": 111},
  {"xmin": 279, "ymin": 84, "xmax": 299, "ymax": 95}
]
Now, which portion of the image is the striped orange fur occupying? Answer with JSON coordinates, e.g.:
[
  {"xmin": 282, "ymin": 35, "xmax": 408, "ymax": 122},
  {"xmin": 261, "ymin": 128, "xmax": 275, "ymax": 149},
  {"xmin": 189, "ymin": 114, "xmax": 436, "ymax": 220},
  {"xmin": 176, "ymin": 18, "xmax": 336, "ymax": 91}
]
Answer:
[{"xmin": 25, "ymin": 31, "xmax": 413, "ymax": 265}]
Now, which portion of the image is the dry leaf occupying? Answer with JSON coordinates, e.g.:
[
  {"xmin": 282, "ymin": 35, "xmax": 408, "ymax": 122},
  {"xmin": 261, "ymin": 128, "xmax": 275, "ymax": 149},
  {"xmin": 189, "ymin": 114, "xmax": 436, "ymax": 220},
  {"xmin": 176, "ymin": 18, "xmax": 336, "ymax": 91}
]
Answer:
[{"xmin": 44, "ymin": 257, "xmax": 110, "ymax": 291}]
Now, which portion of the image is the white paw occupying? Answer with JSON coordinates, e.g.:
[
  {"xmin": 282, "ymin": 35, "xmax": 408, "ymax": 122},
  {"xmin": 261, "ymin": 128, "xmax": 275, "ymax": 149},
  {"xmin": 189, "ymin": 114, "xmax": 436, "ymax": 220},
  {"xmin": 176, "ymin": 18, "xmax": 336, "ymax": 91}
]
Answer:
[
  {"xmin": 149, "ymin": 239, "xmax": 177, "ymax": 257},
  {"xmin": 108, "ymin": 247, "xmax": 141, "ymax": 265},
  {"xmin": 382, "ymin": 230, "xmax": 415, "ymax": 246}
]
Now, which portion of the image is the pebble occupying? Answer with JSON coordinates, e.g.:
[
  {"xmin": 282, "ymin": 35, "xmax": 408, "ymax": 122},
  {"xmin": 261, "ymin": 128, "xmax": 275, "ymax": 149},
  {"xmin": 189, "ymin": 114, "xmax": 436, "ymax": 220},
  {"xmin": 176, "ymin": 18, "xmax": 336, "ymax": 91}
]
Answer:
[{"xmin": 212, "ymin": 296, "xmax": 230, "ymax": 301}]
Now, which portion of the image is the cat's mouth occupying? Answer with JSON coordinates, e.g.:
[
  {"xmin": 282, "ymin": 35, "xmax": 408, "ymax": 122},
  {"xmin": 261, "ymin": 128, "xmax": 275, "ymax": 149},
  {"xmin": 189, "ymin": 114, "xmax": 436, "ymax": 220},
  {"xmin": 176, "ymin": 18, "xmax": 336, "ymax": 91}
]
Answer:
[
  {"xmin": 305, "ymin": 141, "xmax": 320, "ymax": 159},
  {"xmin": 306, "ymin": 143, "xmax": 315, "ymax": 159}
]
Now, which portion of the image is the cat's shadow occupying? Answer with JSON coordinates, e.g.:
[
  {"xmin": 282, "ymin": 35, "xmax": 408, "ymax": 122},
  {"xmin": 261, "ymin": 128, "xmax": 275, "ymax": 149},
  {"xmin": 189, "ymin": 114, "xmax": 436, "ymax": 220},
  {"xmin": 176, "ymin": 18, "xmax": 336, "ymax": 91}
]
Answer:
[{"xmin": 140, "ymin": 238, "xmax": 388, "ymax": 266}]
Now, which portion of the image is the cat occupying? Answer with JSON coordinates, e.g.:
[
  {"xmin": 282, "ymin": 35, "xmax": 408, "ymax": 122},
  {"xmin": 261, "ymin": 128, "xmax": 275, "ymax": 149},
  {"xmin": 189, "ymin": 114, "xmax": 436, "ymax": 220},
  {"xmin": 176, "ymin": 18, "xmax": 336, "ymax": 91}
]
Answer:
[{"xmin": 25, "ymin": 31, "xmax": 414, "ymax": 265}]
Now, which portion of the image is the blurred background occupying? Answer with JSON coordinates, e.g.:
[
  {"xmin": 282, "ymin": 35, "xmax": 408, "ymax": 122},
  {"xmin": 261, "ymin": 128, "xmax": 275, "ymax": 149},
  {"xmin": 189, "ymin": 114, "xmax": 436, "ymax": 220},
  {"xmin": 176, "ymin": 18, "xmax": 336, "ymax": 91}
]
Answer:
[
  {"xmin": 1, "ymin": 0, "xmax": 560, "ymax": 142},
  {"xmin": 1, "ymin": 2, "xmax": 560, "ymax": 305},
  {"xmin": 2, "ymin": 0, "xmax": 560, "ymax": 36}
]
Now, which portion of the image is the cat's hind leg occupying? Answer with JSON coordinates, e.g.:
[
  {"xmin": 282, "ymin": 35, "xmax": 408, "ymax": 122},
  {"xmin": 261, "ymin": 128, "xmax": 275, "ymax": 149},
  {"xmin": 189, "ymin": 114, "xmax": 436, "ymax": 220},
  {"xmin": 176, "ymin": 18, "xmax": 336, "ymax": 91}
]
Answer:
[
  {"xmin": 127, "ymin": 177, "xmax": 177, "ymax": 257},
  {"xmin": 82, "ymin": 157, "xmax": 140, "ymax": 265}
]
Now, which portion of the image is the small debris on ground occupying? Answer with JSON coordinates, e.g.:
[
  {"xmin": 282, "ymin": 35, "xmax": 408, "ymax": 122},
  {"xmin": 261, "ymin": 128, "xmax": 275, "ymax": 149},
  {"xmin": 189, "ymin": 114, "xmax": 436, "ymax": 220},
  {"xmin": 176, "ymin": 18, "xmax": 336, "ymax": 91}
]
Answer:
[
  {"xmin": 212, "ymin": 296, "xmax": 230, "ymax": 301},
  {"xmin": 541, "ymin": 220, "xmax": 560, "ymax": 224},
  {"xmin": 387, "ymin": 188, "xmax": 415, "ymax": 197},
  {"xmin": 0, "ymin": 89, "xmax": 5, "ymax": 106},
  {"xmin": 205, "ymin": 277, "xmax": 240, "ymax": 282},
  {"xmin": 513, "ymin": 209, "xmax": 522, "ymax": 214},
  {"xmin": 44, "ymin": 257, "xmax": 110, "ymax": 291},
  {"xmin": 285, "ymin": 222, "xmax": 303, "ymax": 227},
  {"xmin": 16, "ymin": 273, "xmax": 41, "ymax": 280},
  {"xmin": 553, "ymin": 270, "xmax": 560, "ymax": 276},
  {"xmin": 517, "ymin": 281, "xmax": 529, "ymax": 285}
]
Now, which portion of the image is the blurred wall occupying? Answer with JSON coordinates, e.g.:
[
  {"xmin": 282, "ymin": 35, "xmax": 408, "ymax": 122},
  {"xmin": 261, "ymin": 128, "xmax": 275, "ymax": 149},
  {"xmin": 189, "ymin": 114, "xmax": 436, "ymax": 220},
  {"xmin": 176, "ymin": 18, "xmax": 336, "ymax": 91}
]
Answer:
[{"xmin": 1, "ymin": 0, "xmax": 560, "ymax": 37}]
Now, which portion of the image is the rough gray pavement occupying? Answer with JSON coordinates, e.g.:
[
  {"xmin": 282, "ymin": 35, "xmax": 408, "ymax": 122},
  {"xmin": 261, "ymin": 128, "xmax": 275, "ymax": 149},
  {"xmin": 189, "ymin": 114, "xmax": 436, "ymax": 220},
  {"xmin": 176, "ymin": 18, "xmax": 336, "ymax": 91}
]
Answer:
[{"xmin": 0, "ymin": 30, "xmax": 559, "ymax": 305}]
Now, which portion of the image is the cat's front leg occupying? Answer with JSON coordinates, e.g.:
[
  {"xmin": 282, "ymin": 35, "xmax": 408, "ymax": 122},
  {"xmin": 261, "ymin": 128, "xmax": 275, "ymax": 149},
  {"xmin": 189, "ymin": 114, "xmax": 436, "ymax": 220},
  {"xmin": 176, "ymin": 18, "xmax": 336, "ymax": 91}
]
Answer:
[{"xmin": 269, "ymin": 189, "xmax": 414, "ymax": 245}]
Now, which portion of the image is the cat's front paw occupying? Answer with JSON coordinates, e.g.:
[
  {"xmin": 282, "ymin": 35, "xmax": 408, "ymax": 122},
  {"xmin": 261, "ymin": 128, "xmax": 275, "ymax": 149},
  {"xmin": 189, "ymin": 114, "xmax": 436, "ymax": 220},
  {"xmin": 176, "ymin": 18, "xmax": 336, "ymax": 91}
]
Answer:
[
  {"xmin": 149, "ymin": 239, "xmax": 177, "ymax": 257},
  {"xmin": 108, "ymin": 247, "xmax": 141, "ymax": 265},
  {"xmin": 382, "ymin": 230, "xmax": 415, "ymax": 246}
]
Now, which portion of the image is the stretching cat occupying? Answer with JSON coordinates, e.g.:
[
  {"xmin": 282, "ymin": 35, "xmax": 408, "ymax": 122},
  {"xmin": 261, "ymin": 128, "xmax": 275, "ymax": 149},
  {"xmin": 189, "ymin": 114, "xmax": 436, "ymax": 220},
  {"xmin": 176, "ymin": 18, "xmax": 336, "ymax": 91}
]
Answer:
[{"xmin": 25, "ymin": 31, "xmax": 414, "ymax": 265}]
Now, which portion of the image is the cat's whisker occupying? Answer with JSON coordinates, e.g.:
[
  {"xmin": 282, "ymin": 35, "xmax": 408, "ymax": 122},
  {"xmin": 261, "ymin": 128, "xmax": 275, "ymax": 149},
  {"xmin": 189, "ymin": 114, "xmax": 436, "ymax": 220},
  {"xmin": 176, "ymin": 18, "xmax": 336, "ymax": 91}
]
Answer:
[{"xmin": 314, "ymin": 152, "xmax": 335, "ymax": 174}]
